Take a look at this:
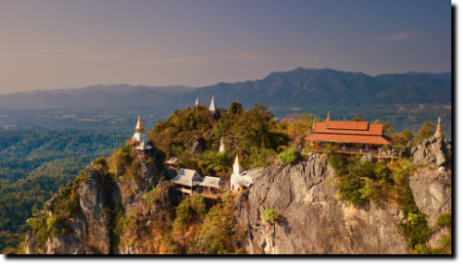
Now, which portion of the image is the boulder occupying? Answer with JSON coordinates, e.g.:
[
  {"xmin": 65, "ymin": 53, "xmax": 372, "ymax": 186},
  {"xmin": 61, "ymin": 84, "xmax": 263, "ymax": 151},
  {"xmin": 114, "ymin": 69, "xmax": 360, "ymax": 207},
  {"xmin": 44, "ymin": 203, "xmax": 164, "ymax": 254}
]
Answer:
[{"xmin": 431, "ymin": 137, "xmax": 447, "ymax": 167}]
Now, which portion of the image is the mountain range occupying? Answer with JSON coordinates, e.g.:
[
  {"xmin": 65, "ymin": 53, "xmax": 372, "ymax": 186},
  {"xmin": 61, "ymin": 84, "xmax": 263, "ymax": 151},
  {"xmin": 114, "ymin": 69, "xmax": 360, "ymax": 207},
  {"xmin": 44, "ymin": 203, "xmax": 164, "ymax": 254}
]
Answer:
[{"xmin": 0, "ymin": 68, "xmax": 451, "ymax": 111}]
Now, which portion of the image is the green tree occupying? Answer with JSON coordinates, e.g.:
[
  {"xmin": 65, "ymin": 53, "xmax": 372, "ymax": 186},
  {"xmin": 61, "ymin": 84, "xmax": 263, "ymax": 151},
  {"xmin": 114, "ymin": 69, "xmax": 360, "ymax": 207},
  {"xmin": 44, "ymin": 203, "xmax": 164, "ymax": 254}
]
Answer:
[{"xmin": 419, "ymin": 122, "xmax": 435, "ymax": 139}]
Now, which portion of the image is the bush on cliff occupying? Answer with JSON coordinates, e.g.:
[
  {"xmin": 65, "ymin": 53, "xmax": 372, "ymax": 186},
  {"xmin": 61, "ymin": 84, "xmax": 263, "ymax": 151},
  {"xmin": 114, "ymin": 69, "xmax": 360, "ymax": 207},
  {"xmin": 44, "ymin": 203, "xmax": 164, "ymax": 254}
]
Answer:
[
  {"xmin": 436, "ymin": 213, "xmax": 451, "ymax": 229},
  {"xmin": 328, "ymin": 154, "xmax": 393, "ymax": 205},
  {"xmin": 276, "ymin": 146, "xmax": 300, "ymax": 165},
  {"xmin": 394, "ymin": 159, "xmax": 432, "ymax": 252},
  {"xmin": 263, "ymin": 209, "xmax": 281, "ymax": 224}
]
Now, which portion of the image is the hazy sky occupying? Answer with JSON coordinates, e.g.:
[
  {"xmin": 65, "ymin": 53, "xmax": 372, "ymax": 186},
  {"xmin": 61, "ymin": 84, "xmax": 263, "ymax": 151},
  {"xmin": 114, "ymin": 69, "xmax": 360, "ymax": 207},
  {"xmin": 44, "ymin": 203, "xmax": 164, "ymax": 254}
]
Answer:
[{"xmin": 0, "ymin": 0, "xmax": 451, "ymax": 94}]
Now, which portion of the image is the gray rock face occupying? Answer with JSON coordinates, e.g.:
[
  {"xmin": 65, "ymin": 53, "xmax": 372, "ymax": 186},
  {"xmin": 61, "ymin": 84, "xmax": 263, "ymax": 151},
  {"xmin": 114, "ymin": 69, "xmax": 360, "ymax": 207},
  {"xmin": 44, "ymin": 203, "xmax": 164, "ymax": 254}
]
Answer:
[
  {"xmin": 409, "ymin": 168, "xmax": 451, "ymax": 227},
  {"xmin": 24, "ymin": 156, "xmax": 164, "ymax": 254},
  {"xmin": 236, "ymin": 156, "xmax": 408, "ymax": 254},
  {"xmin": 412, "ymin": 136, "xmax": 451, "ymax": 169},
  {"xmin": 428, "ymin": 227, "xmax": 451, "ymax": 250},
  {"xmin": 75, "ymin": 166, "xmax": 112, "ymax": 254}
]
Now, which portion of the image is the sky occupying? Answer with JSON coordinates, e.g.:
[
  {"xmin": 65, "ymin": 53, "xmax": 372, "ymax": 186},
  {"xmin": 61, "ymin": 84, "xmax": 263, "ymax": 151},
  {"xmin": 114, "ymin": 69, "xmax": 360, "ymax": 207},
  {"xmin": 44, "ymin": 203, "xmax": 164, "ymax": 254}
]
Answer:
[{"xmin": 0, "ymin": 0, "xmax": 451, "ymax": 94}]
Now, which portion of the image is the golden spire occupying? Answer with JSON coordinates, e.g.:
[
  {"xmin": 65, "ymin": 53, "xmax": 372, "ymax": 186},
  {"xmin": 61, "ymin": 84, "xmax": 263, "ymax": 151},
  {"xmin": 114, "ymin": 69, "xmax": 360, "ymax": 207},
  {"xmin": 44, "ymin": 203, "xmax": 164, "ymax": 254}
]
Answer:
[
  {"xmin": 135, "ymin": 116, "xmax": 145, "ymax": 133},
  {"xmin": 327, "ymin": 111, "xmax": 330, "ymax": 123},
  {"xmin": 434, "ymin": 116, "xmax": 443, "ymax": 137}
]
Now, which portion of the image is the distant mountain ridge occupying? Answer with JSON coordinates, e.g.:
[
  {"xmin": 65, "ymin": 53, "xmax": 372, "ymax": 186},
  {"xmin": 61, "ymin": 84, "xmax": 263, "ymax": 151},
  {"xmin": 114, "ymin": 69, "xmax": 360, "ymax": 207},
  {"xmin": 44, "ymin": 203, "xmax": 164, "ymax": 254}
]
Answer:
[
  {"xmin": 170, "ymin": 68, "xmax": 451, "ymax": 110},
  {"xmin": 0, "ymin": 68, "xmax": 451, "ymax": 110}
]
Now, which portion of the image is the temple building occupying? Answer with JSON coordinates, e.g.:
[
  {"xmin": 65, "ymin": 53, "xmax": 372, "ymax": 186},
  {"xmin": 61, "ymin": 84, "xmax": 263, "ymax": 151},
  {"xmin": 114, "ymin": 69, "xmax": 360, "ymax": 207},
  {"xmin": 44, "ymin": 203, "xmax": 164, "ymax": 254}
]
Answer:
[
  {"xmin": 171, "ymin": 168, "xmax": 205, "ymax": 197},
  {"xmin": 200, "ymin": 176, "xmax": 226, "ymax": 200},
  {"xmin": 305, "ymin": 114, "xmax": 391, "ymax": 154},
  {"xmin": 230, "ymin": 155, "xmax": 261, "ymax": 192}
]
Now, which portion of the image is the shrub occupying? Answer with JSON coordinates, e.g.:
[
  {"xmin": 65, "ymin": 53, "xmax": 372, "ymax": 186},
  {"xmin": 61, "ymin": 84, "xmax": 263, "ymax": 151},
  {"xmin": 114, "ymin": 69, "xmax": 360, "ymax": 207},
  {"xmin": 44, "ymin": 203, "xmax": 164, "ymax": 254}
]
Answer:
[
  {"xmin": 94, "ymin": 157, "xmax": 107, "ymax": 166},
  {"xmin": 276, "ymin": 146, "xmax": 300, "ymax": 165},
  {"xmin": 436, "ymin": 213, "xmax": 451, "ymax": 229},
  {"xmin": 144, "ymin": 188, "xmax": 161, "ymax": 204},
  {"xmin": 430, "ymin": 247, "xmax": 447, "ymax": 254},
  {"xmin": 173, "ymin": 195, "xmax": 207, "ymax": 234},
  {"xmin": 439, "ymin": 235, "xmax": 451, "ymax": 248},
  {"xmin": 73, "ymin": 175, "xmax": 88, "ymax": 186},
  {"xmin": 301, "ymin": 147, "xmax": 311, "ymax": 157},
  {"xmin": 262, "ymin": 209, "xmax": 281, "ymax": 224},
  {"xmin": 414, "ymin": 243, "xmax": 430, "ymax": 254}
]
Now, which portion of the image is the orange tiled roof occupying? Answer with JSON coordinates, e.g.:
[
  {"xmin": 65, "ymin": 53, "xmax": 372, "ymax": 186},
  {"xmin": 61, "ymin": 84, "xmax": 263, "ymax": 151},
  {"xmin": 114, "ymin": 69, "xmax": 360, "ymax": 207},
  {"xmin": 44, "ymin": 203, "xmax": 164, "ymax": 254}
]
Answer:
[
  {"xmin": 305, "ymin": 133, "xmax": 391, "ymax": 145},
  {"xmin": 314, "ymin": 122, "xmax": 383, "ymax": 136},
  {"xmin": 326, "ymin": 121, "xmax": 369, "ymax": 130}
]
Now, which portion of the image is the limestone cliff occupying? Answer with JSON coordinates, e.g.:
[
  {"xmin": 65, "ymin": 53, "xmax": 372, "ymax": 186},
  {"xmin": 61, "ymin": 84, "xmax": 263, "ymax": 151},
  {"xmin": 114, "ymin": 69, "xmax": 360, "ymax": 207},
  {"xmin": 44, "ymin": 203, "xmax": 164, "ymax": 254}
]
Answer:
[
  {"xmin": 24, "ymin": 136, "xmax": 452, "ymax": 254},
  {"xmin": 24, "ymin": 154, "xmax": 176, "ymax": 254},
  {"xmin": 235, "ymin": 155, "xmax": 408, "ymax": 254}
]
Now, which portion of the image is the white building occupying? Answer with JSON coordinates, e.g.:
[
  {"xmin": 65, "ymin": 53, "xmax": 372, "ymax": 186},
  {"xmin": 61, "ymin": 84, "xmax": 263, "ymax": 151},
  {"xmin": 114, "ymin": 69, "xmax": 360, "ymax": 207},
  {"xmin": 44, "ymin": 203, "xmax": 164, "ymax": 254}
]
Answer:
[
  {"xmin": 230, "ymin": 155, "xmax": 262, "ymax": 191},
  {"xmin": 132, "ymin": 116, "xmax": 150, "ymax": 144},
  {"xmin": 209, "ymin": 95, "xmax": 216, "ymax": 112}
]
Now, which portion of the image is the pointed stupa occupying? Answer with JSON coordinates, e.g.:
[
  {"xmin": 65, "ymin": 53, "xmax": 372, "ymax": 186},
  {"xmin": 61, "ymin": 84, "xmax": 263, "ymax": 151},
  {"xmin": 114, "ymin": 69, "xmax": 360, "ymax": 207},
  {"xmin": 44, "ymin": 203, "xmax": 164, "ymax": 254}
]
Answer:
[
  {"xmin": 434, "ymin": 116, "xmax": 443, "ymax": 137},
  {"xmin": 231, "ymin": 154, "xmax": 242, "ymax": 179},
  {"xmin": 132, "ymin": 116, "xmax": 149, "ymax": 143},
  {"xmin": 195, "ymin": 98, "xmax": 199, "ymax": 106},
  {"xmin": 209, "ymin": 95, "xmax": 216, "ymax": 112},
  {"xmin": 326, "ymin": 111, "xmax": 330, "ymax": 123},
  {"xmin": 135, "ymin": 116, "xmax": 145, "ymax": 133}
]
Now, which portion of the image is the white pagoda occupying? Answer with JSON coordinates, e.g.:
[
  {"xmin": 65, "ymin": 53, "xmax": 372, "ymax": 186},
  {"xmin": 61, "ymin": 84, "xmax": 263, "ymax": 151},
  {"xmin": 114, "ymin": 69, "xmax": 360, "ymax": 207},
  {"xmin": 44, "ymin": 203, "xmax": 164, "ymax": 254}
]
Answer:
[
  {"xmin": 209, "ymin": 95, "xmax": 216, "ymax": 112},
  {"xmin": 131, "ymin": 116, "xmax": 150, "ymax": 145}
]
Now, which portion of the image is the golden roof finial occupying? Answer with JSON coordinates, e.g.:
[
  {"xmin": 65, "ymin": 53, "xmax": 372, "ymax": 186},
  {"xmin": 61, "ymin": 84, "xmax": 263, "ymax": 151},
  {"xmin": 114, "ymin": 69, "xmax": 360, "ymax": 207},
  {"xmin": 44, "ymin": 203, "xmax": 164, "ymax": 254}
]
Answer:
[
  {"xmin": 434, "ymin": 116, "xmax": 443, "ymax": 137},
  {"xmin": 135, "ymin": 116, "xmax": 145, "ymax": 133}
]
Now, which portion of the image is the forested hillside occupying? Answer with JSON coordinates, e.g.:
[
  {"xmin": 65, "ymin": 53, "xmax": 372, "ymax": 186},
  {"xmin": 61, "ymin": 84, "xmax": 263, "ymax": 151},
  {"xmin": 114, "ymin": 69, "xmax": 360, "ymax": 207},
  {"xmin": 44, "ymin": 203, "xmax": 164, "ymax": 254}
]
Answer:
[{"xmin": 0, "ymin": 128, "xmax": 128, "ymax": 253}]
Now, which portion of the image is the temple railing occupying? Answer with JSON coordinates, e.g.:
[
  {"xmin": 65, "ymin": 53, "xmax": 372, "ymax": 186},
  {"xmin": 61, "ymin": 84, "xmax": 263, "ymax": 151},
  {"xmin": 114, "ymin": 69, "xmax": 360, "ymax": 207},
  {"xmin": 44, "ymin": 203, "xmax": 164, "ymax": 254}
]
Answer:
[{"xmin": 312, "ymin": 146, "xmax": 385, "ymax": 156}]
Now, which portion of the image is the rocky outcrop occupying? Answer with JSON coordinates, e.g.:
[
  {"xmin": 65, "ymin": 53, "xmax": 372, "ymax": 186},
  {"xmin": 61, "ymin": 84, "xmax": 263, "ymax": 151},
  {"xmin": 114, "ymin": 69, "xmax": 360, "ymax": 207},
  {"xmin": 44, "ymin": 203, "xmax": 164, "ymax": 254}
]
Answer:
[
  {"xmin": 411, "ymin": 136, "xmax": 451, "ymax": 169},
  {"xmin": 24, "ymin": 156, "xmax": 167, "ymax": 254},
  {"xmin": 409, "ymin": 168, "xmax": 451, "ymax": 227},
  {"xmin": 236, "ymin": 154, "xmax": 408, "ymax": 254},
  {"xmin": 77, "ymin": 166, "xmax": 111, "ymax": 254}
]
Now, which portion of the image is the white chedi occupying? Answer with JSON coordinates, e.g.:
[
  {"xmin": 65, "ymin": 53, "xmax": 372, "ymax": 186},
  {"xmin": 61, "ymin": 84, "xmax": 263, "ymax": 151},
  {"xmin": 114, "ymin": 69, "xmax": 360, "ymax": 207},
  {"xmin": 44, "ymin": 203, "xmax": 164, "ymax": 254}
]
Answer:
[
  {"xmin": 230, "ymin": 154, "xmax": 243, "ymax": 191},
  {"xmin": 132, "ymin": 116, "xmax": 150, "ymax": 143},
  {"xmin": 218, "ymin": 137, "xmax": 225, "ymax": 153},
  {"xmin": 209, "ymin": 95, "xmax": 216, "ymax": 112}
]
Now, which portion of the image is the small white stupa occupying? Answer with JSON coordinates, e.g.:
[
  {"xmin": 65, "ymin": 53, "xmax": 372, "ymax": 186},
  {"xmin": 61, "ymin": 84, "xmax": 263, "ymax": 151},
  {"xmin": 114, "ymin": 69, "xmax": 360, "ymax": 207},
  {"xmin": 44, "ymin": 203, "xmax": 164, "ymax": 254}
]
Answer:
[
  {"xmin": 132, "ymin": 116, "xmax": 150, "ymax": 143},
  {"xmin": 209, "ymin": 95, "xmax": 216, "ymax": 112},
  {"xmin": 195, "ymin": 98, "xmax": 199, "ymax": 106},
  {"xmin": 218, "ymin": 137, "xmax": 225, "ymax": 153}
]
